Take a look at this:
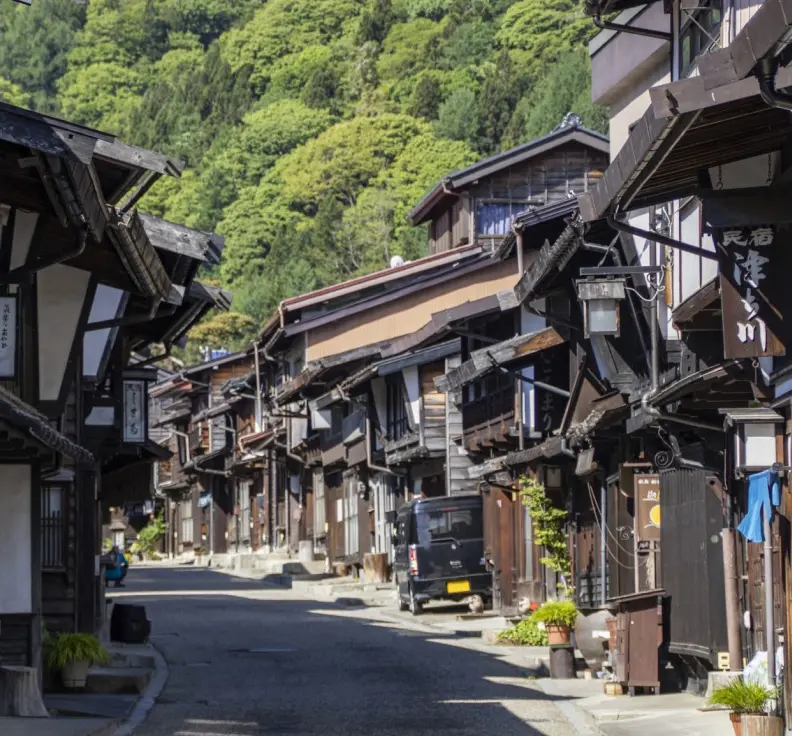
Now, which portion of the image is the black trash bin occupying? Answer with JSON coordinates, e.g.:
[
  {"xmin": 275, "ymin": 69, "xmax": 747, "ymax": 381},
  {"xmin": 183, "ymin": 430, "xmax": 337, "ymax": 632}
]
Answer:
[{"xmin": 110, "ymin": 603, "xmax": 151, "ymax": 644}]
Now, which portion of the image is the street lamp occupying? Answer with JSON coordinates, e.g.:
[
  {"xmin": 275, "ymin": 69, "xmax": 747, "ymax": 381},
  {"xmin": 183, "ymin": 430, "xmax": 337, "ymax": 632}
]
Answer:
[
  {"xmin": 720, "ymin": 407, "xmax": 783, "ymax": 473},
  {"xmin": 577, "ymin": 279, "xmax": 626, "ymax": 337}
]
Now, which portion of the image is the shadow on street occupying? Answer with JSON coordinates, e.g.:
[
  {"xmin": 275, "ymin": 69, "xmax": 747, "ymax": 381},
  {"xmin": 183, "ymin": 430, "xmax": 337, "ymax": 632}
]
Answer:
[{"xmin": 117, "ymin": 566, "xmax": 580, "ymax": 736}]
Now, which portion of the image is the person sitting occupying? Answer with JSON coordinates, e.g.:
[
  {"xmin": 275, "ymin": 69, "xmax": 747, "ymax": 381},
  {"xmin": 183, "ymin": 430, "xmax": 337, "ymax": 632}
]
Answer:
[{"xmin": 105, "ymin": 546, "xmax": 129, "ymax": 588}]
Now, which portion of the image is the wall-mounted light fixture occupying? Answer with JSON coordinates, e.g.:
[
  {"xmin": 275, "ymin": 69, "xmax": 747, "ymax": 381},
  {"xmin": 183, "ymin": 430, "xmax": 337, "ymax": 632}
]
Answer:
[
  {"xmin": 577, "ymin": 279, "xmax": 626, "ymax": 337},
  {"xmin": 720, "ymin": 407, "xmax": 784, "ymax": 472}
]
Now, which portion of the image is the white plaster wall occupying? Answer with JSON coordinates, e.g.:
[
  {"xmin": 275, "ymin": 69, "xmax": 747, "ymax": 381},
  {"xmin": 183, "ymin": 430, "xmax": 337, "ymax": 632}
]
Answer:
[
  {"xmin": 10, "ymin": 210, "xmax": 38, "ymax": 272},
  {"xmin": 402, "ymin": 366, "xmax": 421, "ymax": 426},
  {"xmin": 0, "ymin": 465, "xmax": 32, "ymax": 614},
  {"xmin": 608, "ymin": 64, "xmax": 671, "ymax": 160},
  {"xmin": 521, "ymin": 303, "xmax": 547, "ymax": 434},
  {"xmin": 83, "ymin": 285, "xmax": 125, "ymax": 380},
  {"xmin": 38, "ymin": 265, "xmax": 91, "ymax": 401}
]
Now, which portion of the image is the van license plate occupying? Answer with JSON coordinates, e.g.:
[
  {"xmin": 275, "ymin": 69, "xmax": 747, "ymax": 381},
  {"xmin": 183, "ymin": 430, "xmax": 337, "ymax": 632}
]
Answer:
[{"xmin": 447, "ymin": 580, "xmax": 470, "ymax": 594}]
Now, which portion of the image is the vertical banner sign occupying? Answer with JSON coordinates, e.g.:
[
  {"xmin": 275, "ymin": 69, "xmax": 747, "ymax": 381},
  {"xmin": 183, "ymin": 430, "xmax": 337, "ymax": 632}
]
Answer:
[
  {"xmin": 0, "ymin": 296, "xmax": 17, "ymax": 379},
  {"xmin": 715, "ymin": 225, "xmax": 789, "ymax": 358},
  {"xmin": 535, "ymin": 344, "xmax": 568, "ymax": 438},
  {"xmin": 123, "ymin": 380, "xmax": 145, "ymax": 443},
  {"xmin": 634, "ymin": 474, "xmax": 661, "ymax": 550}
]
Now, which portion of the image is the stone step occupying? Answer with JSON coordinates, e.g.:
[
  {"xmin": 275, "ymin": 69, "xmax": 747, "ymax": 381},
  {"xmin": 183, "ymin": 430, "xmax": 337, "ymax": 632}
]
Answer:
[{"xmin": 85, "ymin": 666, "xmax": 153, "ymax": 695}]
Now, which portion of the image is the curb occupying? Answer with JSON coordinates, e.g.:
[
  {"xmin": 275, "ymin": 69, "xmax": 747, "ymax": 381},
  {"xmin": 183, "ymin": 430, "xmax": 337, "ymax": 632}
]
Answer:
[
  {"xmin": 88, "ymin": 718, "xmax": 123, "ymax": 736},
  {"xmin": 110, "ymin": 642, "xmax": 169, "ymax": 736},
  {"xmin": 537, "ymin": 678, "xmax": 608, "ymax": 735}
]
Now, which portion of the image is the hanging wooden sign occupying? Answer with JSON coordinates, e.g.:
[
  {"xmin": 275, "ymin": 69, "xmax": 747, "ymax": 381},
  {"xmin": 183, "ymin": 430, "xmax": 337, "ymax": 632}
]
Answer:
[
  {"xmin": 122, "ymin": 380, "xmax": 146, "ymax": 444},
  {"xmin": 714, "ymin": 225, "xmax": 791, "ymax": 358},
  {"xmin": 0, "ymin": 296, "xmax": 17, "ymax": 379}
]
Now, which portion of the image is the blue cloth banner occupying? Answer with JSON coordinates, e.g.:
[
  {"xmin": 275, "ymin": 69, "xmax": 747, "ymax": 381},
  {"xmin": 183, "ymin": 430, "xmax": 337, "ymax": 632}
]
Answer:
[{"xmin": 737, "ymin": 469, "xmax": 780, "ymax": 543}]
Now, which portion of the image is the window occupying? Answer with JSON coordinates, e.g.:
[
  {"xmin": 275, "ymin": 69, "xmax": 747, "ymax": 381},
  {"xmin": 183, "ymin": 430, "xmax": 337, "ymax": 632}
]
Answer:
[
  {"xmin": 42, "ymin": 486, "xmax": 65, "ymax": 568},
  {"xmin": 416, "ymin": 506, "xmax": 483, "ymax": 545},
  {"xmin": 476, "ymin": 202, "xmax": 524, "ymax": 237},
  {"xmin": 177, "ymin": 433, "xmax": 187, "ymax": 465},
  {"xmin": 679, "ymin": 0, "xmax": 722, "ymax": 77},
  {"xmin": 180, "ymin": 499, "xmax": 193, "ymax": 545},
  {"xmin": 385, "ymin": 374, "xmax": 409, "ymax": 441},
  {"xmin": 238, "ymin": 481, "xmax": 251, "ymax": 545},
  {"xmin": 314, "ymin": 469, "xmax": 325, "ymax": 538}
]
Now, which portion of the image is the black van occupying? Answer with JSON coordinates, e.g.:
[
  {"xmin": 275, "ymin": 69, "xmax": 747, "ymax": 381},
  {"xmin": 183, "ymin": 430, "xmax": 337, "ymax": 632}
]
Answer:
[{"xmin": 393, "ymin": 494, "xmax": 490, "ymax": 615}]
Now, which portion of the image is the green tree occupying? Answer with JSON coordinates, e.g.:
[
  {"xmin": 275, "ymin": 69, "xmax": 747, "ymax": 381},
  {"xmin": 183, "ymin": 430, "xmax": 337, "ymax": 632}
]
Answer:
[
  {"xmin": 405, "ymin": 0, "xmax": 452, "ymax": 20},
  {"xmin": 58, "ymin": 62, "xmax": 145, "ymax": 130},
  {"xmin": 222, "ymin": 0, "xmax": 366, "ymax": 92},
  {"xmin": 181, "ymin": 311, "xmax": 257, "ymax": 363},
  {"xmin": 435, "ymin": 87, "xmax": 478, "ymax": 146},
  {"xmin": 358, "ymin": 0, "xmax": 396, "ymax": 43},
  {"xmin": 522, "ymin": 49, "xmax": 608, "ymax": 140},
  {"xmin": 0, "ymin": 78, "xmax": 30, "ymax": 108},
  {"xmin": 476, "ymin": 50, "xmax": 521, "ymax": 154},
  {"xmin": 495, "ymin": 0, "xmax": 595, "ymax": 84},
  {"xmin": 0, "ymin": 0, "xmax": 85, "ymax": 112},
  {"xmin": 408, "ymin": 73, "xmax": 442, "ymax": 119},
  {"xmin": 274, "ymin": 114, "xmax": 426, "ymax": 209}
]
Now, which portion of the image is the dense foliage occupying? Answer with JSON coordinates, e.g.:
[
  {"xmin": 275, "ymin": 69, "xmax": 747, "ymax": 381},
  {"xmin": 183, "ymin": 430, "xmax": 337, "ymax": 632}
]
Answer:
[
  {"xmin": 497, "ymin": 612, "xmax": 549, "ymax": 646},
  {"xmin": 0, "ymin": 0, "xmax": 606, "ymax": 355}
]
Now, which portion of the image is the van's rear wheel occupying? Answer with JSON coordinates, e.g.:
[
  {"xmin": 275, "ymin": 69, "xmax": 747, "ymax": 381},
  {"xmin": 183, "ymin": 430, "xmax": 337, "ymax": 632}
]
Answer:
[
  {"xmin": 396, "ymin": 588, "xmax": 408, "ymax": 612},
  {"xmin": 409, "ymin": 584, "xmax": 423, "ymax": 616}
]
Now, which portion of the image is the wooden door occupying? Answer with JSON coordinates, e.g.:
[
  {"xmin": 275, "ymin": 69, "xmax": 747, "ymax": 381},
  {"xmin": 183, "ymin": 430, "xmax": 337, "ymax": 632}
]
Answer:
[
  {"xmin": 325, "ymin": 484, "xmax": 345, "ymax": 563},
  {"xmin": 485, "ymin": 486, "xmax": 517, "ymax": 611}
]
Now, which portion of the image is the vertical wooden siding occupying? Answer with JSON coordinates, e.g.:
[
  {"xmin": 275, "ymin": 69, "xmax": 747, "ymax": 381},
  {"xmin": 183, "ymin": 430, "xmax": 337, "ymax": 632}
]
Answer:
[
  {"xmin": 420, "ymin": 362, "xmax": 446, "ymax": 454},
  {"xmin": 445, "ymin": 355, "xmax": 475, "ymax": 495},
  {"xmin": 660, "ymin": 467, "xmax": 728, "ymax": 665}
]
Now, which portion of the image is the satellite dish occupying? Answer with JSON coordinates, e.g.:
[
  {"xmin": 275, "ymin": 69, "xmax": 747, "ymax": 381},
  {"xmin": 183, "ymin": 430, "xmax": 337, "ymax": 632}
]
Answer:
[{"xmin": 390, "ymin": 255, "xmax": 405, "ymax": 268}]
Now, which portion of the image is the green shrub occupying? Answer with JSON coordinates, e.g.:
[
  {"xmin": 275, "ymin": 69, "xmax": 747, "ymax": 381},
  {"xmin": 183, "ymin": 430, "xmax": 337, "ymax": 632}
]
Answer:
[
  {"xmin": 532, "ymin": 600, "xmax": 578, "ymax": 628},
  {"xmin": 497, "ymin": 614, "xmax": 549, "ymax": 646},
  {"xmin": 709, "ymin": 678, "xmax": 776, "ymax": 714},
  {"xmin": 47, "ymin": 633, "xmax": 109, "ymax": 670}
]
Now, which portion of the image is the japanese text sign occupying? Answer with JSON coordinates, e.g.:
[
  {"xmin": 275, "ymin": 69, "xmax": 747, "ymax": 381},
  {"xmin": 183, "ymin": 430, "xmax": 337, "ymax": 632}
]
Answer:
[
  {"xmin": 123, "ymin": 380, "xmax": 145, "ymax": 444},
  {"xmin": 0, "ymin": 296, "xmax": 17, "ymax": 379},
  {"xmin": 716, "ymin": 225, "xmax": 789, "ymax": 358}
]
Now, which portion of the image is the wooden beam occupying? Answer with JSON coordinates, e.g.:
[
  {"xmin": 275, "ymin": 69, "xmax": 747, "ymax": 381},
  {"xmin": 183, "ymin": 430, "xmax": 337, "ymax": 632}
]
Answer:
[
  {"xmin": 672, "ymin": 277, "xmax": 720, "ymax": 328},
  {"xmin": 435, "ymin": 326, "xmax": 566, "ymax": 392},
  {"xmin": 138, "ymin": 213, "xmax": 223, "ymax": 264}
]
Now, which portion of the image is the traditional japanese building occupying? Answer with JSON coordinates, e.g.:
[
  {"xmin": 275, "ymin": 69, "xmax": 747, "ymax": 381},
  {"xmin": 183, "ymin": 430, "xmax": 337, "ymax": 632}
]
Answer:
[{"xmin": 0, "ymin": 99, "xmax": 227, "ymax": 672}]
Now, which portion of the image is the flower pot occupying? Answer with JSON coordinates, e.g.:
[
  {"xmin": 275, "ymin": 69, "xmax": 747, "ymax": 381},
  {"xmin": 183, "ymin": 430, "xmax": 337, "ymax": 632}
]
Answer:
[
  {"xmin": 61, "ymin": 660, "xmax": 90, "ymax": 689},
  {"xmin": 546, "ymin": 624, "xmax": 571, "ymax": 646},
  {"xmin": 729, "ymin": 712, "xmax": 742, "ymax": 736},
  {"xmin": 741, "ymin": 714, "xmax": 785, "ymax": 736}
]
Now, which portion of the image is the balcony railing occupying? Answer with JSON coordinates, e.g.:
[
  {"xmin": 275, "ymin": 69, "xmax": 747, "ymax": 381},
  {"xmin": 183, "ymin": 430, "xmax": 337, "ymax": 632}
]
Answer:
[{"xmin": 463, "ymin": 385, "xmax": 515, "ymax": 429}]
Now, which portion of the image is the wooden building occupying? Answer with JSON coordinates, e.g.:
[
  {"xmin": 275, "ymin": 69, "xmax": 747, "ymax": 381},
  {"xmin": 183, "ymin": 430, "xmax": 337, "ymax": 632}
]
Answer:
[
  {"xmin": 150, "ymin": 348, "xmax": 256, "ymax": 559},
  {"xmin": 563, "ymin": 0, "xmax": 792, "ymax": 709},
  {"xmin": 241, "ymin": 117, "xmax": 612, "ymax": 575},
  {"xmin": 0, "ymin": 99, "xmax": 228, "ymax": 674}
]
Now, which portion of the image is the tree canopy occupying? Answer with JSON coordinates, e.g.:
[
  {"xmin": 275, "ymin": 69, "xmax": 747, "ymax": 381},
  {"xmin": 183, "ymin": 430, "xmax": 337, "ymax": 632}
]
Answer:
[{"xmin": 0, "ymin": 0, "xmax": 607, "ymax": 358}]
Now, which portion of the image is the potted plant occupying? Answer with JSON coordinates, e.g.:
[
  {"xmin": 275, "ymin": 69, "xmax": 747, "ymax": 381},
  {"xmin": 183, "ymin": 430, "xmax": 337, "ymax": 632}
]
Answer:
[
  {"xmin": 47, "ymin": 633, "xmax": 109, "ymax": 689},
  {"xmin": 709, "ymin": 678, "xmax": 781, "ymax": 736},
  {"xmin": 532, "ymin": 600, "xmax": 578, "ymax": 646}
]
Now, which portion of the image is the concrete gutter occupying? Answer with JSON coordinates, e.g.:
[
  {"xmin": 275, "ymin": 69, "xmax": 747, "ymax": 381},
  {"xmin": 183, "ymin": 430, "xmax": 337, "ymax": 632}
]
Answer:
[{"xmin": 111, "ymin": 643, "xmax": 169, "ymax": 736}]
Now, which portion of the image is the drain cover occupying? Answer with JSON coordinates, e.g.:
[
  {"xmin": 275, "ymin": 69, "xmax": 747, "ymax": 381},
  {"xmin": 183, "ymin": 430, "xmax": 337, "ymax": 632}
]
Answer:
[{"xmin": 230, "ymin": 648, "xmax": 296, "ymax": 654}]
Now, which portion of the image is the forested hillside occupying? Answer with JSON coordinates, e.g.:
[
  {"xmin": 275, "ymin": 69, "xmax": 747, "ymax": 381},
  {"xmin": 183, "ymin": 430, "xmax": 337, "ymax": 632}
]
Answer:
[{"xmin": 0, "ymin": 0, "xmax": 606, "ymax": 358}]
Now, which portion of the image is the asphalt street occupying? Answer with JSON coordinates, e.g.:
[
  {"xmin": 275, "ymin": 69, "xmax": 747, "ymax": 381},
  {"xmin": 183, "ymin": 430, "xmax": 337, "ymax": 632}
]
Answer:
[{"xmin": 117, "ymin": 566, "xmax": 582, "ymax": 736}]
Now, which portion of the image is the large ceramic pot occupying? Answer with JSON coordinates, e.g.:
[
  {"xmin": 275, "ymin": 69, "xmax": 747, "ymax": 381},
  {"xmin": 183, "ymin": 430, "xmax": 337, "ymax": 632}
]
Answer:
[
  {"xmin": 61, "ymin": 660, "xmax": 90, "ymax": 689},
  {"xmin": 741, "ymin": 714, "xmax": 784, "ymax": 736},
  {"xmin": 546, "ymin": 624, "xmax": 571, "ymax": 646}
]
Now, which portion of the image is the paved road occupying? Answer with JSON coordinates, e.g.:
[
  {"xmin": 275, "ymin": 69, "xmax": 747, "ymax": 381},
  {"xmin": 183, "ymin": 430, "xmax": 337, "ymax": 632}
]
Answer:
[{"xmin": 119, "ymin": 566, "xmax": 581, "ymax": 736}]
